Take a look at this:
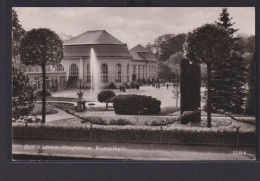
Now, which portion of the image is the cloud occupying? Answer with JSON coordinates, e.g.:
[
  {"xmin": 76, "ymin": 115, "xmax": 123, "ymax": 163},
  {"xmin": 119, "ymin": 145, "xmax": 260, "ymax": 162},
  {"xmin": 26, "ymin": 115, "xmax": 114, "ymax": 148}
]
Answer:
[{"xmin": 14, "ymin": 7, "xmax": 255, "ymax": 47}]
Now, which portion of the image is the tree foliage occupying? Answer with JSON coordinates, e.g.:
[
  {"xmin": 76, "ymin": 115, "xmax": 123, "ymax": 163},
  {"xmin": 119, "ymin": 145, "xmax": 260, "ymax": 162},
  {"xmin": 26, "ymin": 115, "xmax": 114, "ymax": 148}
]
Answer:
[
  {"xmin": 12, "ymin": 9, "xmax": 26, "ymax": 62},
  {"xmin": 245, "ymin": 53, "xmax": 255, "ymax": 115},
  {"xmin": 185, "ymin": 24, "xmax": 232, "ymax": 127},
  {"xmin": 185, "ymin": 24, "xmax": 232, "ymax": 65},
  {"xmin": 215, "ymin": 8, "xmax": 238, "ymax": 36},
  {"xmin": 98, "ymin": 90, "xmax": 116, "ymax": 110},
  {"xmin": 146, "ymin": 33, "xmax": 186, "ymax": 62},
  {"xmin": 20, "ymin": 28, "xmax": 63, "ymax": 66},
  {"xmin": 211, "ymin": 8, "xmax": 248, "ymax": 113},
  {"xmin": 20, "ymin": 28, "xmax": 63, "ymax": 123},
  {"xmin": 12, "ymin": 66, "xmax": 34, "ymax": 118},
  {"xmin": 157, "ymin": 62, "xmax": 175, "ymax": 81}
]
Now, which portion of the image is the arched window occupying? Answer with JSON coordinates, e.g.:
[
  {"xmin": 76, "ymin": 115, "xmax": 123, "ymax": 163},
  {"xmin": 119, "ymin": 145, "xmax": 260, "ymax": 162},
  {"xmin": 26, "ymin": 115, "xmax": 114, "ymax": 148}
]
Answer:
[
  {"xmin": 86, "ymin": 63, "xmax": 91, "ymax": 82},
  {"xmin": 55, "ymin": 64, "xmax": 64, "ymax": 72},
  {"xmin": 126, "ymin": 64, "xmax": 130, "ymax": 82},
  {"xmin": 115, "ymin": 64, "xmax": 121, "ymax": 82},
  {"xmin": 101, "ymin": 64, "xmax": 108, "ymax": 82},
  {"xmin": 142, "ymin": 65, "xmax": 145, "ymax": 79},
  {"xmin": 69, "ymin": 64, "xmax": 79, "ymax": 76},
  {"xmin": 138, "ymin": 65, "xmax": 141, "ymax": 80}
]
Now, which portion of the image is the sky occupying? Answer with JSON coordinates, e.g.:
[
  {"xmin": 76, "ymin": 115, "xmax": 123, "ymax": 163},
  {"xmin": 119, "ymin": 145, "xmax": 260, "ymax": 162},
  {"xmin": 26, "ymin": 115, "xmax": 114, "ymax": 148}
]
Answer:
[{"xmin": 14, "ymin": 7, "xmax": 255, "ymax": 48}]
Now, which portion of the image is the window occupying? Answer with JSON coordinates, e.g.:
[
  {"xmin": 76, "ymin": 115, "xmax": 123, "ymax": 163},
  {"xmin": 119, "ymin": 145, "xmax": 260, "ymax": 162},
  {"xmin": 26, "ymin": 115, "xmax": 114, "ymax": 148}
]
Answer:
[
  {"xmin": 126, "ymin": 64, "xmax": 130, "ymax": 82},
  {"xmin": 101, "ymin": 64, "xmax": 108, "ymax": 82},
  {"xmin": 138, "ymin": 65, "xmax": 141, "ymax": 79},
  {"xmin": 115, "ymin": 64, "xmax": 121, "ymax": 82},
  {"xmin": 69, "ymin": 64, "xmax": 79, "ymax": 76},
  {"xmin": 56, "ymin": 64, "xmax": 64, "ymax": 72},
  {"xmin": 142, "ymin": 65, "xmax": 145, "ymax": 79},
  {"xmin": 133, "ymin": 65, "xmax": 137, "ymax": 74},
  {"xmin": 86, "ymin": 63, "xmax": 91, "ymax": 82}
]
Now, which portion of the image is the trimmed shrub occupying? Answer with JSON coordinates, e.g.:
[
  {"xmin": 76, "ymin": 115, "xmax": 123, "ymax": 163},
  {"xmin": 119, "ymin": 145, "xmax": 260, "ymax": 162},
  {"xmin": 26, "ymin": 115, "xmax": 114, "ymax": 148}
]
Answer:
[
  {"xmin": 109, "ymin": 119, "xmax": 131, "ymax": 125},
  {"xmin": 180, "ymin": 59, "xmax": 201, "ymax": 114},
  {"xmin": 180, "ymin": 109, "xmax": 201, "ymax": 124},
  {"xmin": 112, "ymin": 94, "xmax": 161, "ymax": 115},
  {"xmin": 98, "ymin": 90, "xmax": 116, "ymax": 110},
  {"xmin": 145, "ymin": 117, "xmax": 179, "ymax": 126},
  {"xmin": 35, "ymin": 89, "xmax": 52, "ymax": 98},
  {"xmin": 107, "ymin": 82, "xmax": 116, "ymax": 89}
]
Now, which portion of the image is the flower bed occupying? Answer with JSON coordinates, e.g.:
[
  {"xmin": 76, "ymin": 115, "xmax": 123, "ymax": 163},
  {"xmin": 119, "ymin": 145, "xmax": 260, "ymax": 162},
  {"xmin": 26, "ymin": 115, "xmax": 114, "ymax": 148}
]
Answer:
[{"xmin": 30, "ymin": 103, "xmax": 58, "ymax": 115}]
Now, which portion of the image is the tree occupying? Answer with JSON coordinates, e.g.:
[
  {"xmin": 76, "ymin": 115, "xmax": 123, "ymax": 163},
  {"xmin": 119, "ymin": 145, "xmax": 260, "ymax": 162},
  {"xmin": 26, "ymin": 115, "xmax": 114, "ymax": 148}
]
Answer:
[
  {"xmin": 20, "ymin": 28, "xmax": 63, "ymax": 123},
  {"xmin": 159, "ymin": 34, "xmax": 186, "ymax": 62},
  {"xmin": 211, "ymin": 8, "xmax": 247, "ymax": 113},
  {"xmin": 157, "ymin": 62, "xmax": 174, "ymax": 82},
  {"xmin": 185, "ymin": 24, "xmax": 232, "ymax": 127},
  {"xmin": 245, "ymin": 53, "xmax": 255, "ymax": 115},
  {"xmin": 98, "ymin": 90, "xmax": 116, "ymax": 110},
  {"xmin": 12, "ymin": 9, "xmax": 26, "ymax": 64},
  {"xmin": 215, "ymin": 8, "xmax": 238, "ymax": 36},
  {"xmin": 12, "ymin": 66, "xmax": 34, "ymax": 118}
]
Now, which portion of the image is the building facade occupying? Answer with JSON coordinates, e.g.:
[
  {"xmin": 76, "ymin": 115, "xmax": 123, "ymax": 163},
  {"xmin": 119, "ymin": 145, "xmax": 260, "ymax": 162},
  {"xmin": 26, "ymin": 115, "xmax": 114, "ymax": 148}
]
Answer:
[{"xmin": 18, "ymin": 30, "xmax": 158, "ymax": 90}]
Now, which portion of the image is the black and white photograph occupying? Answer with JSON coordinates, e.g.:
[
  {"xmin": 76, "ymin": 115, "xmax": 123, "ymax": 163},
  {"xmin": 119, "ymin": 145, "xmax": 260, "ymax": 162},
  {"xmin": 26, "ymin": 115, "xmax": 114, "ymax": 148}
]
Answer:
[{"xmin": 12, "ymin": 7, "xmax": 256, "ymax": 161}]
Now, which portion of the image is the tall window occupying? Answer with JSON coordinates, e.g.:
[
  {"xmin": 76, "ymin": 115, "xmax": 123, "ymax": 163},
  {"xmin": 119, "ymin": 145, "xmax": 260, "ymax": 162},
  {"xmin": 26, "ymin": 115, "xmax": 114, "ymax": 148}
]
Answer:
[
  {"xmin": 101, "ymin": 64, "xmax": 108, "ymax": 82},
  {"xmin": 86, "ymin": 63, "xmax": 91, "ymax": 82},
  {"xmin": 69, "ymin": 64, "xmax": 79, "ymax": 76},
  {"xmin": 142, "ymin": 65, "xmax": 145, "ymax": 79},
  {"xmin": 149, "ymin": 65, "xmax": 151, "ymax": 79},
  {"xmin": 115, "ymin": 64, "xmax": 121, "ymax": 82},
  {"xmin": 56, "ymin": 64, "xmax": 64, "ymax": 72},
  {"xmin": 133, "ymin": 65, "xmax": 137, "ymax": 74},
  {"xmin": 138, "ymin": 65, "xmax": 141, "ymax": 79},
  {"xmin": 126, "ymin": 64, "xmax": 130, "ymax": 82}
]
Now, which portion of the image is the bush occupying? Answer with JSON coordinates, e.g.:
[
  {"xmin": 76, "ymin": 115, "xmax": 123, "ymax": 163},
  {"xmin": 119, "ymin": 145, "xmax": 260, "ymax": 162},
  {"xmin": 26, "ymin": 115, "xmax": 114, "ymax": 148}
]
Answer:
[
  {"xmin": 107, "ymin": 82, "xmax": 116, "ymax": 89},
  {"xmin": 109, "ymin": 118, "xmax": 131, "ymax": 125},
  {"xmin": 81, "ymin": 117, "xmax": 131, "ymax": 126},
  {"xmin": 180, "ymin": 109, "xmax": 201, "ymax": 124},
  {"xmin": 145, "ymin": 117, "xmax": 179, "ymax": 126},
  {"xmin": 12, "ymin": 66, "xmax": 34, "ymax": 118},
  {"xmin": 112, "ymin": 94, "xmax": 161, "ymax": 115},
  {"xmin": 35, "ymin": 89, "xmax": 52, "ymax": 98},
  {"xmin": 98, "ymin": 90, "xmax": 116, "ymax": 110},
  {"xmin": 30, "ymin": 102, "xmax": 58, "ymax": 115}
]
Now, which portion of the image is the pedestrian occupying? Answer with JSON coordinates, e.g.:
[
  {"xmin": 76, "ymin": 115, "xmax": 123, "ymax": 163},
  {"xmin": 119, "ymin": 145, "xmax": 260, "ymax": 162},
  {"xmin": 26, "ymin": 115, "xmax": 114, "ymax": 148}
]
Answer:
[
  {"xmin": 166, "ymin": 82, "xmax": 169, "ymax": 89},
  {"xmin": 119, "ymin": 84, "xmax": 122, "ymax": 92}
]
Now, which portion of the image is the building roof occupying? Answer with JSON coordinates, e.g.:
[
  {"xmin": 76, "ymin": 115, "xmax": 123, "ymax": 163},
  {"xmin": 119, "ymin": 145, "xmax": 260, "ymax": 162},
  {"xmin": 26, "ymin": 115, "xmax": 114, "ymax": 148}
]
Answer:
[
  {"xmin": 64, "ymin": 30, "xmax": 125, "ymax": 45},
  {"xmin": 130, "ymin": 44, "xmax": 151, "ymax": 53},
  {"xmin": 129, "ymin": 44, "xmax": 157, "ymax": 62}
]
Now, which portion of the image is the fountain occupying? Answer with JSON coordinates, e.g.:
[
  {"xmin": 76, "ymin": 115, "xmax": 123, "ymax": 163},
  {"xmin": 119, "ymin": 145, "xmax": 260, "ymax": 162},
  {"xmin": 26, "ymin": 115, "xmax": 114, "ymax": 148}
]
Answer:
[{"xmin": 89, "ymin": 48, "xmax": 100, "ymax": 104}]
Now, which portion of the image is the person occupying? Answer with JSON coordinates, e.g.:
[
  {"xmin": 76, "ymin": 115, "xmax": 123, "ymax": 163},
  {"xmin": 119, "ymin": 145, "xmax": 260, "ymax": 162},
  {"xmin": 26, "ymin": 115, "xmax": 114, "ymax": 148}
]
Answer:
[
  {"xmin": 166, "ymin": 82, "xmax": 169, "ymax": 89},
  {"xmin": 119, "ymin": 84, "xmax": 122, "ymax": 92},
  {"xmin": 122, "ymin": 84, "xmax": 126, "ymax": 92}
]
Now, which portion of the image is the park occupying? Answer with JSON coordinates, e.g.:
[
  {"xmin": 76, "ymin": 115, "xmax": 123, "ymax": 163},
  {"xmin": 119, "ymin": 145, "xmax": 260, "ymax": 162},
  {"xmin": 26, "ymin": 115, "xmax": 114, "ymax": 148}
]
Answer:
[{"xmin": 12, "ymin": 8, "xmax": 256, "ymax": 160}]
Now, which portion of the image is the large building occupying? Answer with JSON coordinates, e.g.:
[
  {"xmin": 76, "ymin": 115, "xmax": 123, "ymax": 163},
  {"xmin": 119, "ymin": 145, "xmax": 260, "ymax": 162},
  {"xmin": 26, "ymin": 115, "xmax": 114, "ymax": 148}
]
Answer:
[{"xmin": 19, "ymin": 30, "xmax": 158, "ymax": 90}]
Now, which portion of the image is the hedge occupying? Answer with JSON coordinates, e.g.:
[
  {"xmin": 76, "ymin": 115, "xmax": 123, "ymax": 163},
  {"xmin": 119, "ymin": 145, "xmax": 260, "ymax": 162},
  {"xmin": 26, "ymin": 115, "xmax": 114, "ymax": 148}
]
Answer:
[
  {"xmin": 12, "ymin": 123, "xmax": 255, "ymax": 146},
  {"xmin": 112, "ymin": 94, "xmax": 161, "ymax": 115}
]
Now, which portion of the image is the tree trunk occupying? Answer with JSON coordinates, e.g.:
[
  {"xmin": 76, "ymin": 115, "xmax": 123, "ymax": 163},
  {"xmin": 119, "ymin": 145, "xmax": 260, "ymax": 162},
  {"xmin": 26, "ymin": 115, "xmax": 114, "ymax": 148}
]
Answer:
[
  {"xmin": 41, "ymin": 64, "xmax": 46, "ymax": 123},
  {"xmin": 207, "ymin": 63, "xmax": 212, "ymax": 128}
]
